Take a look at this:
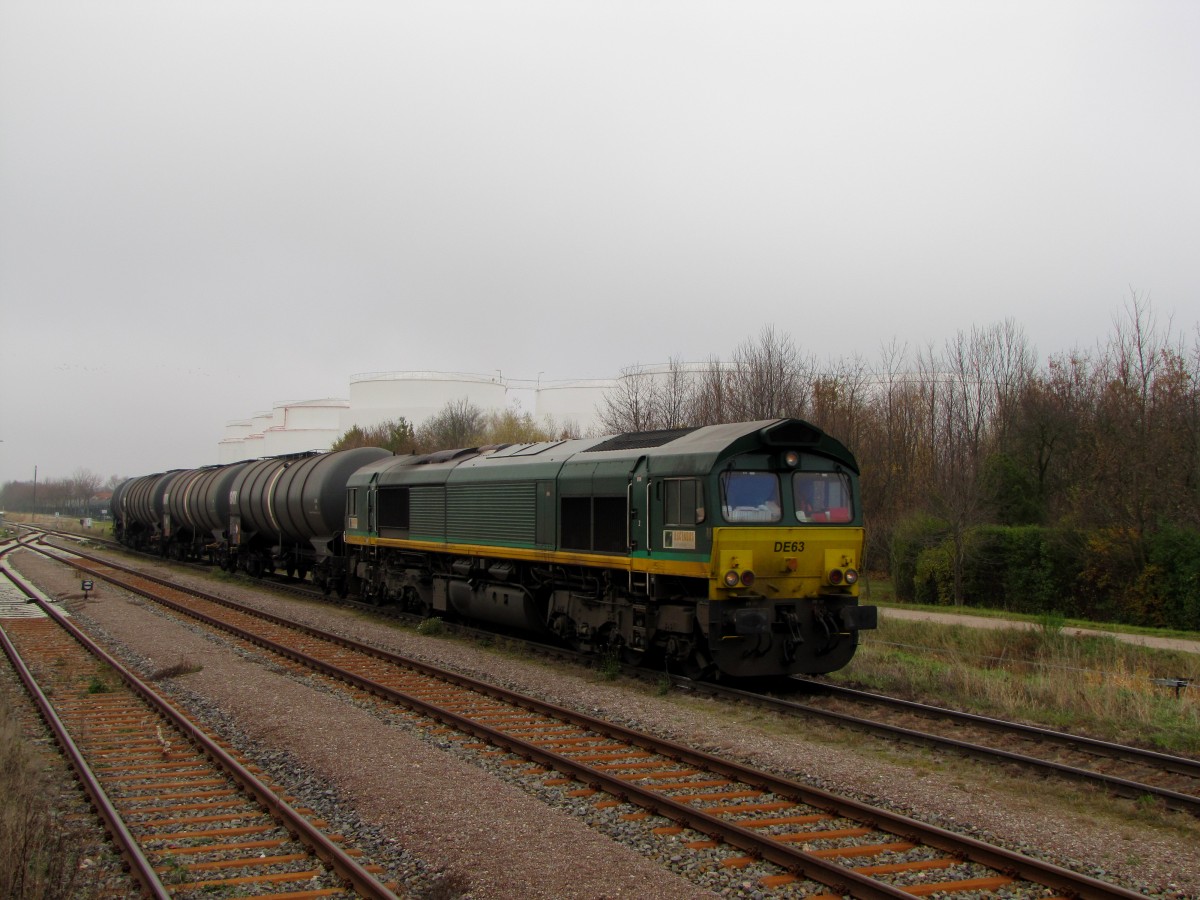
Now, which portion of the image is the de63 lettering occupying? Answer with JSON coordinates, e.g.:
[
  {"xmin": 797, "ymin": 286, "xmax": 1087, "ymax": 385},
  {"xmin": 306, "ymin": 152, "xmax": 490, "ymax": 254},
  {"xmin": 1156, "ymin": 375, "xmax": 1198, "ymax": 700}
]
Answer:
[{"xmin": 773, "ymin": 540, "xmax": 805, "ymax": 553}]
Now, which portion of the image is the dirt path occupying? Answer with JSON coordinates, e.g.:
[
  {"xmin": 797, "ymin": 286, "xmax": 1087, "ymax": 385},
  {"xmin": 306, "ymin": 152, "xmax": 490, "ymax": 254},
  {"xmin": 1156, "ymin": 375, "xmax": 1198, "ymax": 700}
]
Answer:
[{"xmin": 879, "ymin": 605, "xmax": 1200, "ymax": 654}]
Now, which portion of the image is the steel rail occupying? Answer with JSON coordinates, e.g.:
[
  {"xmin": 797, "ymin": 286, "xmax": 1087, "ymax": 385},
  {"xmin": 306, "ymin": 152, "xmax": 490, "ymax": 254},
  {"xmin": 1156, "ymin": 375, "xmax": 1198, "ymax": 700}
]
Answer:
[
  {"xmin": 32, "ymin": 536, "xmax": 1200, "ymax": 816},
  {"xmin": 42, "ymin": 551, "xmax": 1150, "ymax": 900},
  {"xmin": 797, "ymin": 678, "xmax": 1200, "ymax": 778},
  {"xmin": 1, "ymin": 563, "xmax": 399, "ymax": 900},
  {"xmin": 0, "ymin": 565, "xmax": 170, "ymax": 899},
  {"xmin": 700, "ymin": 681, "xmax": 1200, "ymax": 816}
]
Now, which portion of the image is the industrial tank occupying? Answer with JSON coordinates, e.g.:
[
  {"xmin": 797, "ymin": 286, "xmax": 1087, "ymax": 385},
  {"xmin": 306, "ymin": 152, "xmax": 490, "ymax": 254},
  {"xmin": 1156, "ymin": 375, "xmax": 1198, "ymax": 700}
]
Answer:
[
  {"xmin": 124, "ymin": 471, "xmax": 177, "ymax": 529},
  {"xmin": 218, "ymin": 420, "xmax": 253, "ymax": 464},
  {"xmin": 162, "ymin": 468, "xmax": 209, "ymax": 539},
  {"xmin": 229, "ymin": 456, "xmax": 292, "ymax": 543},
  {"xmin": 110, "ymin": 477, "xmax": 134, "ymax": 523},
  {"xmin": 347, "ymin": 371, "xmax": 507, "ymax": 430},
  {"xmin": 184, "ymin": 462, "xmax": 249, "ymax": 540},
  {"xmin": 230, "ymin": 447, "xmax": 389, "ymax": 550},
  {"xmin": 271, "ymin": 447, "xmax": 390, "ymax": 549},
  {"xmin": 534, "ymin": 378, "xmax": 614, "ymax": 434}
]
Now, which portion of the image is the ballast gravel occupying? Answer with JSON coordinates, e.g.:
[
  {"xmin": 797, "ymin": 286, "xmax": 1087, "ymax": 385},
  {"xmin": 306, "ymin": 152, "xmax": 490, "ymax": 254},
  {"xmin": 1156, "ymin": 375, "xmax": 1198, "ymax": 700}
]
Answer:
[{"xmin": 9, "ymin": 546, "xmax": 1199, "ymax": 899}]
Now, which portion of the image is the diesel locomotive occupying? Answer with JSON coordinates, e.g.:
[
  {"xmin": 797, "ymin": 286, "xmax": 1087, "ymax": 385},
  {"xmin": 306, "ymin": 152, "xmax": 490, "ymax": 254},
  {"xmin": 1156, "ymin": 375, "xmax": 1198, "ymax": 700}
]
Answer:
[{"xmin": 112, "ymin": 418, "xmax": 876, "ymax": 679}]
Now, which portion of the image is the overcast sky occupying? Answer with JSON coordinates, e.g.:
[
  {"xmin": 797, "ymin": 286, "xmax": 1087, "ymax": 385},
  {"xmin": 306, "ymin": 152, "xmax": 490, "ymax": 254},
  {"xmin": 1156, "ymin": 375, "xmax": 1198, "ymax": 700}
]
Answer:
[{"xmin": 1, "ymin": 1, "xmax": 1197, "ymax": 486}]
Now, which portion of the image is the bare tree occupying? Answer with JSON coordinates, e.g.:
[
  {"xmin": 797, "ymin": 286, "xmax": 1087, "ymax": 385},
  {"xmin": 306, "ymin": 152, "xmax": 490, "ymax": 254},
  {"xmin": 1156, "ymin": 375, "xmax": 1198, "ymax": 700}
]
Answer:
[
  {"xmin": 654, "ymin": 357, "xmax": 695, "ymax": 430},
  {"xmin": 727, "ymin": 325, "xmax": 811, "ymax": 420},
  {"xmin": 687, "ymin": 355, "xmax": 732, "ymax": 426},
  {"xmin": 597, "ymin": 365, "xmax": 660, "ymax": 433},
  {"xmin": 68, "ymin": 468, "xmax": 103, "ymax": 518},
  {"xmin": 415, "ymin": 398, "xmax": 486, "ymax": 451}
]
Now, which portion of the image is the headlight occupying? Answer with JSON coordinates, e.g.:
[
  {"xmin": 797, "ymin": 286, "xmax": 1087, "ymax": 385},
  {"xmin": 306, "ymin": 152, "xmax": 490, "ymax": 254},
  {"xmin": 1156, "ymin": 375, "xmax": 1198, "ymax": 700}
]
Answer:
[
  {"xmin": 844, "ymin": 568, "xmax": 859, "ymax": 585},
  {"xmin": 783, "ymin": 450, "xmax": 800, "ymax": 468},
  {"xmin": 723, "ymin": 569, "xmax": 741, "ymax": 587},
  {"xmin": 828, "ymin": 568, "xmax": 844, "ymax": 585},
  {"xmin": 740, "ymin": 570, "xmax": 755, "ymax": 587}
]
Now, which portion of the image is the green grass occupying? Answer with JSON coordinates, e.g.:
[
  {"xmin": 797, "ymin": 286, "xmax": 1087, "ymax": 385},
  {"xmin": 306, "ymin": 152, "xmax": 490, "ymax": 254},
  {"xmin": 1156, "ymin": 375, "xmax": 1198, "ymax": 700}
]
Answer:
[
  {"xmin": 1, "ymin": 696, "xmax": 107, "ymax": 897},
  {"xmin": 860, "ymin": 574, "xmax": 1200, "ymax": 642},
  {"xmin": 832, "ymin": 614, "xmax": 1200, "ymax": 753}
]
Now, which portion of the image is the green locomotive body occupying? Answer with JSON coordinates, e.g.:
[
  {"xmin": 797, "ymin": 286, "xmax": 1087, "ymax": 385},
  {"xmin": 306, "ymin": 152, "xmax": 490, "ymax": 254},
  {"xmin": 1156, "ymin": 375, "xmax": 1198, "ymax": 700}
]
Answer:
[{"xmin": 344, "ymin": 418, "xmax": 876, "ymax": 678}]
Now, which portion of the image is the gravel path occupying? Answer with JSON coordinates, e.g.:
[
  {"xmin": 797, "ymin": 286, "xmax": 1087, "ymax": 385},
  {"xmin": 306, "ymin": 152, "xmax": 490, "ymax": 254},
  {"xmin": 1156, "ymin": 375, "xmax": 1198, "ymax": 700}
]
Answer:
[
  {"xmin": 10, "ymin": 547, "xmax": 1199, "ymax": 899},
  {"xmin": 879, "ymin": 606, "xmax": 1200, "ymax": 655}
]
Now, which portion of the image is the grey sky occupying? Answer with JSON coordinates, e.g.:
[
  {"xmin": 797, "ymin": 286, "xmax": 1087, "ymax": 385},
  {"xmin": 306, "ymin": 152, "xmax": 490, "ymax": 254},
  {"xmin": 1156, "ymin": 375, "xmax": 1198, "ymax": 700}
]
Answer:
[{"xmin": 2, "ymin": 1, "xmax": 1197, "ymax": 485}]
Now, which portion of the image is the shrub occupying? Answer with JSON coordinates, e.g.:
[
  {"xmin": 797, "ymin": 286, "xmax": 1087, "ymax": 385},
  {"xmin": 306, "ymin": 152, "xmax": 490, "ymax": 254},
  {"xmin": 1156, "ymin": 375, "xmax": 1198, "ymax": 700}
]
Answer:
[
  {"xmin": 913, "ymin": 544, "xmax": 953, "ymax": 605},
  {"xmin": 1139, "ymin": 527, "xmax": 1200, "ymax": 631},
  {"xmin": 957, "ymin": 525, "xmax": 1081, "ymax": 615},
  {"xmin": 416, "ymin": 617, "xmax": 445, "ymax": 636},
  {"xmin": 890, "ymin": 515, "xmax": 949, "ymax": 601}
]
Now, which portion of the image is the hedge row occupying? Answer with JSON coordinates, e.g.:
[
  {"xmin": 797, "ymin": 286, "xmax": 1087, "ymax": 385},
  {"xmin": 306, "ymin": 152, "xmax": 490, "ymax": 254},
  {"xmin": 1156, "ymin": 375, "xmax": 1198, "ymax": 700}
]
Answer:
[{"xmin": 889, "ymin": 519, "xmax": 1200, "ymax": 631}]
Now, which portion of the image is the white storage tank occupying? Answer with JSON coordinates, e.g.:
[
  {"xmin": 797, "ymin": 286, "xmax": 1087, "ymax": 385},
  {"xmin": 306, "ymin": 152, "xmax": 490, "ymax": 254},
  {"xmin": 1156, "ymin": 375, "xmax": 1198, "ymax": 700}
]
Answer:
[
  {"xmin": 218, "ymin": 419, "xmax": 254, "ymax": 464},
  {"xmin": 534, "ymin": 378, "xmax": 614, "ymax": 435},
  {"xmin": 261, "ymin": 399, "xmax": 348, "ymax": 455},
  {"xmin": 282, "ymin": 398, "xmax": 348, "ymax": 430},
  {"xmin": 249, "ymin": 410, "xmax": 275, "ymax": 438},
  {"xmin": 262, "ymin": 428, "xmax": 332, "ymax": 456},
  {"xmin": 346, "ymin": 371, "xmax": 508, "ymax": 430},
  {"xmin": 240, "ymin": 432, "xmax": 267, "ymax": 458}
]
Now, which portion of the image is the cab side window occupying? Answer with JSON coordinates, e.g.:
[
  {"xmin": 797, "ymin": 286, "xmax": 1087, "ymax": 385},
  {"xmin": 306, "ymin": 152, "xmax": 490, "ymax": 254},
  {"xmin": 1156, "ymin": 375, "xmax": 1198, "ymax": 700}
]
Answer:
[{"xmin": 663, "ymin": 479, "xmax": 705, "ymax": 526}]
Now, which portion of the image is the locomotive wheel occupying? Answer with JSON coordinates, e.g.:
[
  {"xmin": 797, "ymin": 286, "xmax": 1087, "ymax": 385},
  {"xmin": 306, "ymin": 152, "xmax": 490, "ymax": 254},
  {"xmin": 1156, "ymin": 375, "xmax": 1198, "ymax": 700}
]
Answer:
[{"xmin": 401, "ymin": 587, "xmax": 429, "ymax": 617}]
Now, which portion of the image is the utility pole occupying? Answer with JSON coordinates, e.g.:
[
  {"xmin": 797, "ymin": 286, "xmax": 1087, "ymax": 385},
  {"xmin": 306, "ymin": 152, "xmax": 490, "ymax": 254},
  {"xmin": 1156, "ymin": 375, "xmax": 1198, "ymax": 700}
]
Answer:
[{"xmin": 32, "ymin": 465, "xmax": 37, "ymax": 519}]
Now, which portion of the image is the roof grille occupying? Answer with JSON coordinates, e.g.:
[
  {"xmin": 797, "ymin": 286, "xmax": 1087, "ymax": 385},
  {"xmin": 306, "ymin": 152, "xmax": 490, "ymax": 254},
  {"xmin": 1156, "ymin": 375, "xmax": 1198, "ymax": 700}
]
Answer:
[{"xmin": 585, "ymin": 427, "xmax": 699, "ymax": 453}]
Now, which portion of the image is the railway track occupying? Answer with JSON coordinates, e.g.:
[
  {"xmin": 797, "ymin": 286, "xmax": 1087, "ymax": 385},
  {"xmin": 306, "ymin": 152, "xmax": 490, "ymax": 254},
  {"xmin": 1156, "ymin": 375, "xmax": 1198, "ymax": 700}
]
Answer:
[
  {"xmin": 0, "ymin": 559, "xmax": 399, "ymax": 899},
  {"xmin": 25, "ymin": 526, "xmax": 1200, "ymax": 817},
  {"xmin": 21, "ymin": 540, "xmax": 1152, "ymax": 899},
  {"xmin": 679, "ymin": 677, "xmax": 1200, "ymax": 818}
]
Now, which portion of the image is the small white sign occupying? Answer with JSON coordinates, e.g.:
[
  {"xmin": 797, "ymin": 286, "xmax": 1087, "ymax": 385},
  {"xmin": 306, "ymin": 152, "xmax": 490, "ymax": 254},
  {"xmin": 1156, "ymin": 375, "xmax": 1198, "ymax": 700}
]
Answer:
[{"xmin": 663, "ymin": 530, "xmax": 696, "ymax": 550}]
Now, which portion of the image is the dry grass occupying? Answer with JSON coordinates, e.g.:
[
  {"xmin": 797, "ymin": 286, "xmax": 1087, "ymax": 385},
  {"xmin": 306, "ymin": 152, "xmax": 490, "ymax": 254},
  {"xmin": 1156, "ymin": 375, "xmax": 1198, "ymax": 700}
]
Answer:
[
  {"xmin": 0, "ymin": 695, "xmax": 105, "ymax": 898},
  {"xmin": 147, "ymin": 660, "xmax": 204, "ymax": 680},
  {"xmin": 833, "ymin": 616, "xmax": 1200, "ymax": 753}
]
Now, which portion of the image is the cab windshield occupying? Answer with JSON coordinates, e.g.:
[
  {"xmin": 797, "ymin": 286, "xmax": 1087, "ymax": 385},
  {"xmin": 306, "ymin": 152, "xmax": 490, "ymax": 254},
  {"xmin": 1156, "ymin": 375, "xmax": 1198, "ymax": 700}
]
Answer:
[
  {"xmin": 720, "ymin": 472, "xmax": 781, "ymax": 522},
  {"xmin": 793, "ymin": 471, "xmax": 853, "ymax": 523}
]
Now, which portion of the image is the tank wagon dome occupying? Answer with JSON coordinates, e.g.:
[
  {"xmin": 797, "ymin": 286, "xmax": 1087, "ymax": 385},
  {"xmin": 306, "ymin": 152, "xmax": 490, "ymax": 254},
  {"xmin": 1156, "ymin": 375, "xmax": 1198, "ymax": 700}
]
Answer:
[{"xmin": 347, "ymin": 371, "xmax": 507, "ymax": 430}]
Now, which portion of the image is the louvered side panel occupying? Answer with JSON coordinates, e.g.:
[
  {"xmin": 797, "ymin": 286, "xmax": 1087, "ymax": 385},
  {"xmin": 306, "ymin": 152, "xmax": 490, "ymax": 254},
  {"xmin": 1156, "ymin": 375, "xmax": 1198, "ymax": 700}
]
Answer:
[
  {"xmin": 410, "ymin": 486, "xmax": 446, "ymax": 540},
  {"xmin": 447, "ymin": 483, "xmax": 536, "ymax": 545}
]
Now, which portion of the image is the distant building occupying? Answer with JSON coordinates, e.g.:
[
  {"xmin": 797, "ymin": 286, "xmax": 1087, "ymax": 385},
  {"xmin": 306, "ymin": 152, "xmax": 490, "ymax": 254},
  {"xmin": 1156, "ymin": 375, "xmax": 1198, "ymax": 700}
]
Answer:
[{"xmin": 216, "ymin": 371, "xmax": 615, "ymax": 461}]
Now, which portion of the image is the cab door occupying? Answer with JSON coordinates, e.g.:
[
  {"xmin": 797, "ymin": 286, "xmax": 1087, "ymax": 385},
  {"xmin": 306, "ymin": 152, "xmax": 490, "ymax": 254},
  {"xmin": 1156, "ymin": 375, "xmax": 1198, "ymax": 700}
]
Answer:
[{"xmin": 627, "ymin": 455, "xmax": 650, "ymax": 555}]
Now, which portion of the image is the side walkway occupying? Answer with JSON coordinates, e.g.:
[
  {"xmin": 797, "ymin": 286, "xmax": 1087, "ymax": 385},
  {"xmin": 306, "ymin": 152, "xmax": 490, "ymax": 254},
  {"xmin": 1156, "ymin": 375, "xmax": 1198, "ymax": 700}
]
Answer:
[{"xmin": 878, "ymin": 605, "xmax": 1200, "ymax": 655}]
